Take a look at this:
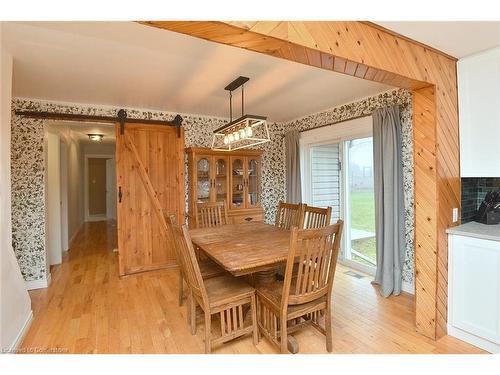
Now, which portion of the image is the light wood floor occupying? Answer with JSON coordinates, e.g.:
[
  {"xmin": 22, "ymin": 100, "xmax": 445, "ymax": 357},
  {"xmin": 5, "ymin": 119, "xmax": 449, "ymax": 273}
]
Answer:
[{"xmin": 20, "ymin": 221, "xmax": 485, "ymax": 354}]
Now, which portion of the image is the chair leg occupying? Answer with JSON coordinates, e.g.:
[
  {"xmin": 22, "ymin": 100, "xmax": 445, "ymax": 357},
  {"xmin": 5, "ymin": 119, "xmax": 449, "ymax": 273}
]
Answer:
[
  {"xmin": 325, "ymin": 305, "xmax": 333, "ymax": 352},
  {"xmin": 280, "ymin": 317, "xmax": 288, "ymax": 354},
  {"xmin": 204, "ymin": 311, "xmax": 212, "ymax": 354},
  {"xmin": 250, "ymin": 294, "xmax": 258, "ymax": 345},
  {"xmin": 189, "ymin": 291, "xmax": 196, "ymax": 335},
  {"xmin": 178, "ymin": 270, "xmax": 184, "ymax": 306}
]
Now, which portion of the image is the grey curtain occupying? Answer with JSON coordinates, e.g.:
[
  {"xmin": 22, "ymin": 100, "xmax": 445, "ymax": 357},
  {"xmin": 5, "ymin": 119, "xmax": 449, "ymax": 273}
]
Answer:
[
  {"xmin": 284, "ymin": 130, "xmax": 302, "ymax": 204},
  {"xmin": 372, "ymin": 105, "xmax": 405, "ymax": 297}
]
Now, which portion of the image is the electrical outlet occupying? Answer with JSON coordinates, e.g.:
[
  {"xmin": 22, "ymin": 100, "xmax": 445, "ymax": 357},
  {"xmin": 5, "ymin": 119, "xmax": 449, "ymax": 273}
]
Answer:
[{"xmin": 452, "ymin": 208, "xmax": 459, "ymax": 223}]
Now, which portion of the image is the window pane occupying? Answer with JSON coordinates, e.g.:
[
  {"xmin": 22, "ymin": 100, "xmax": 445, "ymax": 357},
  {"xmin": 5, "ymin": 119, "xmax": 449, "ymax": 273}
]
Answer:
[
  {"xmin": 310, "ymin": 143, "xmax": 340, "ymax": 223},
  {"xmin": 347, "ymin": 137, "xmax": 376, "ymax": 267}
]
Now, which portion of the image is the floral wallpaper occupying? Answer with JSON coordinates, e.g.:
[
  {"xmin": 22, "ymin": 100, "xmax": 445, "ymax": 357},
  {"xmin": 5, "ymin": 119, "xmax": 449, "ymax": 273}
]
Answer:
[
  {"xmin": 11, "ymin": 88, "xmax": 414, "ymax": 285},
  {"xmin": 266, "ymin": 88, "xmax": 415, "ymax": 284}
]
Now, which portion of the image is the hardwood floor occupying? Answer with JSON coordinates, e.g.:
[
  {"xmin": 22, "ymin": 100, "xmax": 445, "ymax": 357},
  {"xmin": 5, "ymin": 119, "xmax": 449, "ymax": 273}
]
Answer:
[{"xmin": 20, "ymin": 221, "xmax": 485, "ymax": 354}]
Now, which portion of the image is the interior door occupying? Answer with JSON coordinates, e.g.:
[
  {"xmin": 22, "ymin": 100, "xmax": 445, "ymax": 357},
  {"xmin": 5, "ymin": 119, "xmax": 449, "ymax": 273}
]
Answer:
[
  {"xmin": 116, "ymin": 123, "xmax": 185, "ymax": 276},
  {"xmin": 106, "ymin": 158, "xmax": 117, "ymax": 220}
]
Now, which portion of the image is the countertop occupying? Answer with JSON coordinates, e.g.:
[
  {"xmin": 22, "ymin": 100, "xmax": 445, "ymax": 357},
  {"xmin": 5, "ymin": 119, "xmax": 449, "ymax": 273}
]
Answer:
[{"xmin": 446, "ymin": 221, "xmax": 500, "ymax": 242}]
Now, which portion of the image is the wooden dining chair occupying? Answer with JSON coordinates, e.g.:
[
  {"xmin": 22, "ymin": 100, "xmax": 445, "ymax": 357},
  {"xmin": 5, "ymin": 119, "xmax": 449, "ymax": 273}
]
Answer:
[
  {"xmin": 164, "ymin": 213, "xmax": 225, "ymax": 307},
  {"xmin": 169, "ymin": 218, "xmax": 259, "ymax": 353},
  {"xmin": 303, "ymin": 206, "xmax": 332, "ymax": 229},
  {"xmin": 195, "ymin": 200, "xmax": 229, "ymax": 228},
  {"xmin": 275, "ymin": 201, "xmax": 305, "ymax": 230},
  {"xmin": 256, "ymin": 220, "xmax": 344, "ymax": 353}
]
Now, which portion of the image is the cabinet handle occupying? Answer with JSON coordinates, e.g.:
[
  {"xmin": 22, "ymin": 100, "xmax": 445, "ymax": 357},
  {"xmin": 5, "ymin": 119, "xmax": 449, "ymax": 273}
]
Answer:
[
  {"xmin": 245, "ymin": 217, "xmax": 253, "ymax": 222},
  {"xmin": 118, "ymin": 186, "xmax": 123, "ymax": 203}
]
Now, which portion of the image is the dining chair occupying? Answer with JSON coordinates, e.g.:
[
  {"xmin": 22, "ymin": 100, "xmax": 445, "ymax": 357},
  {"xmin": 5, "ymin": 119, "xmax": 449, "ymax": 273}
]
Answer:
[
  {"xmin": 256, "ymin": 220, "xmax": 344, "ymax": 353},
  {"xmin": 275, "ymin": 201, "xmax": 306, "ymax": 230},
  {"xmin": 164, "ymin": 213, "xmax": 225, "ymax": 307},
  {"xmin": 303, "ymin": 206, "xmax": 332, "ymax": 229},
  {"xmin": 195, "ymin": 200, "xmax": 229, "ymax": 228},
  {"xmin": 169, "ymin": 218, "xmax": 259, "ymax": 353}
]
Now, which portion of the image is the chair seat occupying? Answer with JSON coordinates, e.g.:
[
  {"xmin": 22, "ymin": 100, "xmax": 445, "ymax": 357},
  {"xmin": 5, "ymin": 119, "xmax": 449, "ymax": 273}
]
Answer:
[
  {"xmin": 256, "ymin": 280, "xmax": 327, "ymax": 320},
  {"xmin": 204, "ymin": 275, "xmax": 255, "ymax": 308},
  {"xmin": 199, "ymin": 259, "xmax": 225, "ymax": 279}
]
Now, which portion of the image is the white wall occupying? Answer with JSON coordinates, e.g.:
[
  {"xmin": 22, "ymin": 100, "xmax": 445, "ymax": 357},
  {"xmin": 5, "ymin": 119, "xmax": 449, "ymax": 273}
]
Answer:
[
  {"xmin": 46, "ymin": 132, "xmax": 62, "ymax": 266},
  {"xmin": 0, "ymin": 22, "xmax": 32, "ymax": 351},
  {"xmin": 67, "ymin": 135, "xmax": 84, "ymax": 244},
  {"xmin": 60, "ymin": 139, "xmax": 69, "ymax": 251}
]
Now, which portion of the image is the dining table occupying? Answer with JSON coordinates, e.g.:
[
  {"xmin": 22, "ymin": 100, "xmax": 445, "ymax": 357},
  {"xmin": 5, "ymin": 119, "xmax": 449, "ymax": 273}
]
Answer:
[
  {"xmin": 189, "ymin": 221, "xmax": 291, "ymax": 282},
  {"xmin": 188, "ymin": 221, "xmax": 301, "ymax": 353}
]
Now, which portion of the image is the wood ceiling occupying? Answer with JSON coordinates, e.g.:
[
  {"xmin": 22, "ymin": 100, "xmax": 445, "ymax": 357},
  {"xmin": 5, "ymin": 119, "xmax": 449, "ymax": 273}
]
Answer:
[{"xmin": 141, "ymin": 21, "xmax": 460, "ymax": 340}]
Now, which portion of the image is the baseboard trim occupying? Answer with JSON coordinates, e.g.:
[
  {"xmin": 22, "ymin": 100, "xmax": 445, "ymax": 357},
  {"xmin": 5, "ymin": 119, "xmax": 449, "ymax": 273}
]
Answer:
[
  {"xmin": 68, "ymin": 222, "xmax": 83, "ymax": 248},
  {"xmin": 6, "ymin": 310, "xmax": 33, "ymax": 353},
  {"xmin": 25, "ymin": 273, "xmax": 51, "ymax": 290},
  {"xmin": 448, "ymin": 324, "xmax": 499, "ymax": 354},
  {"xmin": 85, "ymin": 215, "xmax": 107, "ymax": 222},
  {"xmin": 402, "ymin": 280, "xmax": 415, "ymax": 295}
]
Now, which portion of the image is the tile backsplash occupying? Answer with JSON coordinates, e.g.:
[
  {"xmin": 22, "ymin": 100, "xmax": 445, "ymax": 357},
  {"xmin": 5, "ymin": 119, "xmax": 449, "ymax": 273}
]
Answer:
[{"xmin": 461, "ymin": 177, "xmax": 500, "ymax": 223}]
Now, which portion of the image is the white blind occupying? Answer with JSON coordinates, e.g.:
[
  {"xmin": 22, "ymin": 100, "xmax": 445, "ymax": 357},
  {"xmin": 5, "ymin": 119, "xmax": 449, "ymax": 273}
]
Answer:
[{"xmin": 310, "ymin": 144, "xmax": 340, "ymax": 222}]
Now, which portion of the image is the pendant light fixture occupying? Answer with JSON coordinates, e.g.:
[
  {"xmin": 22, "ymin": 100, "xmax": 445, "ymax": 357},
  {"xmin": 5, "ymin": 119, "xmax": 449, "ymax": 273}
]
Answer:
[{"xmin": 211, "ymin": 76, "xmax": 270, "ymax": 151}]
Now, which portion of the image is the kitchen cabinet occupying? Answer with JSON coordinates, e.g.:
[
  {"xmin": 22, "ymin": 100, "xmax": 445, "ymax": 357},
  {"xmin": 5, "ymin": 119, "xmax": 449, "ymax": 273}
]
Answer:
[
  {"xmin": 458, "ymin": 47, "xmax": 500, "ymax": 177},
  {"xmin": 448, "ymin": 232, "xmax": 500, "ymax": 353},
  {"xmin": 186, "ymin": 147, "xmax": 263, "ymax": 227}
]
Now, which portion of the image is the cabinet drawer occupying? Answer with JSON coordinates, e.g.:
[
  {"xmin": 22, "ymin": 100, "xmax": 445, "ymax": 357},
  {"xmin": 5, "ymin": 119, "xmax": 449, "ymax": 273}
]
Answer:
[{"xmin": 231, "ymin": 213, "xmax": 263, "ymax": 224}]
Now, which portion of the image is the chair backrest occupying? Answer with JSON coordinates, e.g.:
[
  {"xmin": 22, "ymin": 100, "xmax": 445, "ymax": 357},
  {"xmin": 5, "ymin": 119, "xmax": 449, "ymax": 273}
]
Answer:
[
  {"xmin": 167, "ymin": 215, "xmax": 208, "ymax": 306},
  {"xmin": 195, "ymin": 200, "xmax": 229, "ymax": 229},
  {"xmin": 281, "ymin": 220, "xmax": 344, "ymax": 308},
  {"xmin": 303, "ymin": 206, "xmax": 332, "ymax": 229},
  {"xmin": 275, "ymin": 201, "xmax": 305, "ymax": 230}
]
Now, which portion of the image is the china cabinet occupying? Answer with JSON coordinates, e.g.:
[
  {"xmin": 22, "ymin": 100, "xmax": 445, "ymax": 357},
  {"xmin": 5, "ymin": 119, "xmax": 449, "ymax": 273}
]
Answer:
[{"xmin": 186, "ymin": 147, "xmax": 264, "ymax": 227}]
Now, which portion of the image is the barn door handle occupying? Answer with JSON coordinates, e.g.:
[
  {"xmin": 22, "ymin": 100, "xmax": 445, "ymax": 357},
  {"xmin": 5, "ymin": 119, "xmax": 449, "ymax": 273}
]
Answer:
[{"xmin": 118, "ymin": 186, "xmax": 123, "ymax": 203}]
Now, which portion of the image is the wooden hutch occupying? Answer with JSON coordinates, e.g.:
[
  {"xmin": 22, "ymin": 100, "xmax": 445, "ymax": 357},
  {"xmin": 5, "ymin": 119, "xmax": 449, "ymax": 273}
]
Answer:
[{"xmin": 186, "ymin": 147, "xmax": 264, "ymax": 227}]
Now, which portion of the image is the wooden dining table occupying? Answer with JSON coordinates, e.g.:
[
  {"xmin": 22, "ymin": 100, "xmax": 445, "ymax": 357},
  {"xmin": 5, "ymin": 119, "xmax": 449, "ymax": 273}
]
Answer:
[
  {"xmin": 189, "ymin": 221, "xmax": 291, "ymax": 282},
  {"xmin": 189, "ymin": 221, "xmax": 302, "ymax": 353}
]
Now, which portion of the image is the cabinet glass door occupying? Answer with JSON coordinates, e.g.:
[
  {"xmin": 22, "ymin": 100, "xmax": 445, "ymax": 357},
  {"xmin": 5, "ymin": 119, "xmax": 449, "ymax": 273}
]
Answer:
[
  {"xmin": 214, "ymin": 157, "xmax": 228, "ymax": 203},
  {"xmin": 230, "ymin": 157, "xmax": 245, "ymax": 209},
  {"xmin": 196, "ymin": 156, "xmax": 211, "ymax": 203},
  {"xmin": 247, "ymin": 158, "xmax": 260, "ymax": 208}
]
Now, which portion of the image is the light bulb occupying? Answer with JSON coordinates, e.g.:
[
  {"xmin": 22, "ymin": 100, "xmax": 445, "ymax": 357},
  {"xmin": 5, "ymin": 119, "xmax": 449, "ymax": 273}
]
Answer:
[
  {"xmin": 245, "ymin": 126, "xmax": 253, "ymax": 137},
  {"xmin": 228, "ymin": 133, "xmax": 234, "ymax": 142},
  {"xmin": 223, "ymin": 135, "xmax": 229, "ymax": 145},
  {"xmin": 234, "ymin": 131, "xmax": 240, "ymax": 141},
  {"xmin": 239, "ymin": 129, "xmax": 246, "ymax": 139}
]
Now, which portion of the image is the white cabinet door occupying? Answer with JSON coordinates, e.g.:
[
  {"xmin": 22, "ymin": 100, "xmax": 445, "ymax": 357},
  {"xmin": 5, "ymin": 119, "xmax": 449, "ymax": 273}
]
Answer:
[
  {"xmin": 450, "ymin": 235, "xmax": 500, "ymax": 344},
  {"xmin": 458, "ymin": 47, "xmax": 500, "ymax": 177}
]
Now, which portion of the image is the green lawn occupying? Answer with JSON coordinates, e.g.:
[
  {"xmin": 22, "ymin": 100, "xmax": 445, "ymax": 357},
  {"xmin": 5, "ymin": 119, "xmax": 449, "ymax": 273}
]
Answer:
[
  {"xmin": 350, "ymin": 191, "xmax": 376, "ymax": 232},
  {"xmin": 350, "ymin": 191, "xmax": 376, "ymax": 266}
]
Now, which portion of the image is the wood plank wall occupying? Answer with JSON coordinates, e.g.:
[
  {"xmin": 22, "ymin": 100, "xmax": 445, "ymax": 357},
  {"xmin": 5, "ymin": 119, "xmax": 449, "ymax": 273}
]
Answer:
[{"xmin": 140, "ymin": 21, "xmax": 460, "ymax": 340}]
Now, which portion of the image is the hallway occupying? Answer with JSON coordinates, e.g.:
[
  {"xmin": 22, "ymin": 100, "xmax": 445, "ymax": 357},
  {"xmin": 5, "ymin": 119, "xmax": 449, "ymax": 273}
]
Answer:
[{"xmin": 20, "ymin": 221, "xmax": 484, "ymax": 354}]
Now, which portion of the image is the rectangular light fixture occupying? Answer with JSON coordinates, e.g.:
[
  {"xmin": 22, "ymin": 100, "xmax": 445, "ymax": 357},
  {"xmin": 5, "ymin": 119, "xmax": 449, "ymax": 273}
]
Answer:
[{"xmin": 211, "ymin": 76, "xmax": 270, "ymax": 151}]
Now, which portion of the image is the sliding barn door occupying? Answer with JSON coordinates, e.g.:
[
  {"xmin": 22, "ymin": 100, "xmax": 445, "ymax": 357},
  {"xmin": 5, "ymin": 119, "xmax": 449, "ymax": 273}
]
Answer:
[{"xmin": 116, "ymin": 123, "xmax": 185, "ymax": 276}]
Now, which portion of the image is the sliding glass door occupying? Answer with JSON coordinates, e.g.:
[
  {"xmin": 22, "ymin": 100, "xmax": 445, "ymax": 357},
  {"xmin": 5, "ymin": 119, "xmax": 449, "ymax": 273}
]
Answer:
[{"xmin": 343, "ymin": 137, "xmax": 377, "ymax": 273}]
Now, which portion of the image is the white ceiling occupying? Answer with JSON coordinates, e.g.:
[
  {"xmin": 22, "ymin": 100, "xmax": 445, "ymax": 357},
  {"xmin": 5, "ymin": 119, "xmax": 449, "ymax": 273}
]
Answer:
[
  {"xmin": 48, "ymin": 121, "xmax": 116, "ymax": 144},
  {"xmin": 3, "ymin": 22, "xmax": 392, "ymax": 123},
  {"xmin": 375, "ymin": 21, "xmax": 500, "ymax": 58}
]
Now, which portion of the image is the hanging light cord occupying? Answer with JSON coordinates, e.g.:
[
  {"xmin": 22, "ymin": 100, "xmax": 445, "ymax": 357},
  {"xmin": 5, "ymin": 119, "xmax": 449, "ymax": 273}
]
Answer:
[
  {"xmin": 241, "ymin": 84, "xmax": 244, "ymax": 117},
  {"xmin": 229, "ymin": 90, "xmax": 233, "ymax": 122}
]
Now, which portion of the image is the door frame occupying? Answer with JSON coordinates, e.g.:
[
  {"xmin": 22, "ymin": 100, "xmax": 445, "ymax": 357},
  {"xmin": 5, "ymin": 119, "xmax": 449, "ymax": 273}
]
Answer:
[{"xmin": 84, "ymin": 153, "xmax": 115, "ymax": 222}]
